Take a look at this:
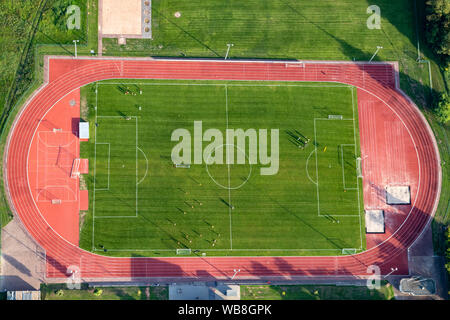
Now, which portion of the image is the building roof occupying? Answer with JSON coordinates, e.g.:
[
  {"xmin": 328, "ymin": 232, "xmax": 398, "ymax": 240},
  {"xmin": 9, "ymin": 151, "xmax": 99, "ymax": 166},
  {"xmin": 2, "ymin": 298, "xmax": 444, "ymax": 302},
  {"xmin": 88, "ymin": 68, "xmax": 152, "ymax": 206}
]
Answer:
[
  {"xmin": 79, "ymin": 122, "xmax": 89, "ymax": 139},
  {"xmin": 365, "ymin": 210, "xmax": 385, "ymax": 233}
]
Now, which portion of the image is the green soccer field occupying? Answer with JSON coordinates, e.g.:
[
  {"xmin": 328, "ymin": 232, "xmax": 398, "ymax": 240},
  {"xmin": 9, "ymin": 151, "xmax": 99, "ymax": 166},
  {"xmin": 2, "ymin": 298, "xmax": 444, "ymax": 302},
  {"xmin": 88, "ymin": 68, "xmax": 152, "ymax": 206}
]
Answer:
[{"xmin": 79, "ymin": 80, "xmax": 365, "ymax": 257}]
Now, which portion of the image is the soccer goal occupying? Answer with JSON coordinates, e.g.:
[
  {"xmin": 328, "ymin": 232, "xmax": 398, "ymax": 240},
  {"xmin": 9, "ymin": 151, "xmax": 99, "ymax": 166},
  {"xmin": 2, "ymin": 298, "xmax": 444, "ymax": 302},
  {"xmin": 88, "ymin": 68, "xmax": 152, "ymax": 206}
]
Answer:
[
  {"xmin": 356, "ymin": 157, "xmax": 362, "ymax": 178},
  {"xmin": 175, "ymin": 164, "xmax": 190, "ymax": 168},
  {"xmin": 328, "ymin": 115, "xmax": 343, "ymax": 120},
  {"xmin": 176, "ymin": 248, "xmax": 192, "ymax": 255},
  {"xmin": 342, "ymin": 248, "xmax": 357, "ymax": 255}
]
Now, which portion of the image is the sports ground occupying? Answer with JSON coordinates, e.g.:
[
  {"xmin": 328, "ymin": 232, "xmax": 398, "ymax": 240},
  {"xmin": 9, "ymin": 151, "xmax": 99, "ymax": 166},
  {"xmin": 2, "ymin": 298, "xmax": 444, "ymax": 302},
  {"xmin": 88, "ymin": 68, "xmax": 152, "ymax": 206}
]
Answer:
[
  {"xmin": 81, "ymin": 79, "xmax": 364, "ymax": 256},
  {"xmin": 2, "ymin": 57, "xmax": 441, "ymax": 279}
]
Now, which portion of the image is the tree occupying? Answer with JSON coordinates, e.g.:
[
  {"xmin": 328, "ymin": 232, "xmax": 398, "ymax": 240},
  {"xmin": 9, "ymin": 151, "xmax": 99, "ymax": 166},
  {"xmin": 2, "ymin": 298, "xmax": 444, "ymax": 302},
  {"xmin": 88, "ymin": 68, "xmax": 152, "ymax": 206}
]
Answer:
[
  {"xmin": 425, "ymin": 0, "xmax": 450, "ymax": 64},
  {"xmin": 434, "ymin": 92, "xmax": 450, "ymax": 123}
]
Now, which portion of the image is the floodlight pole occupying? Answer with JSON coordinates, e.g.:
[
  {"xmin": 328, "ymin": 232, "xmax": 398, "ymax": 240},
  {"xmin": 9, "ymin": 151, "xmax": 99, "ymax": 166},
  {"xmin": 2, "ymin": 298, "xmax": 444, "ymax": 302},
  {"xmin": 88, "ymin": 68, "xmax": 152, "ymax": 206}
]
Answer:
[
  {"xmin": 73, "ymin": 40, "xmax": 80, "ymax": 58},
  {"xmin": 384, "ymin": 267, "xmax": 398, "ymax": 278},
  {"xmin": 225, "ymin": 43, "xmax": 234, "ymax": 60},
  {"xmin": 231, "ymin": 268, "xmax": 240, "ymax": 280},
  {"xmin": 369, "ymin": 46, "xmax": 383, "ymax": 62}
]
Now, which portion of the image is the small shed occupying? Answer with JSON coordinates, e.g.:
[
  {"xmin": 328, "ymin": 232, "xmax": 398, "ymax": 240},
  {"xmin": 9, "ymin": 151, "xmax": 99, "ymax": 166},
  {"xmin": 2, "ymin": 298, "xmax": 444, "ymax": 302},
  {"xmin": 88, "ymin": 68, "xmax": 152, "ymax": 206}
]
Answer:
[{"xmin": 79, "ymin": 122, "xmax": 89, "ymax": 141}]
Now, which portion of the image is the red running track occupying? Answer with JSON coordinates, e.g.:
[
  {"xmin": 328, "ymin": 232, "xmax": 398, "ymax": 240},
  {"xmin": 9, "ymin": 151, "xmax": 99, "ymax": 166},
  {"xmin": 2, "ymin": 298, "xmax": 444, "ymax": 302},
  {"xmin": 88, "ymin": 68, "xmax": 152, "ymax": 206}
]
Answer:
[{"xmin": 3, "ymin": 57, "xmax": 441, "ymax": 280}]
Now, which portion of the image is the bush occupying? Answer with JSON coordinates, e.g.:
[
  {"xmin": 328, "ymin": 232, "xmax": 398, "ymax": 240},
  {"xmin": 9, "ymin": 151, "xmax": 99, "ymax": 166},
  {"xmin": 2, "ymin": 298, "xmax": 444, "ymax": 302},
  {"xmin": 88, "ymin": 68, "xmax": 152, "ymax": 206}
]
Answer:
[
  {"xmin": 55, "ymin": 289, "xmax": 64, "ymax": 296},
  {"xmin": 93, "ymin": 288, "xmax": 103, "ymax": 296},
  {"xmin": 425, "ymin": 0, "xmax": 450, "ymax": 64}
]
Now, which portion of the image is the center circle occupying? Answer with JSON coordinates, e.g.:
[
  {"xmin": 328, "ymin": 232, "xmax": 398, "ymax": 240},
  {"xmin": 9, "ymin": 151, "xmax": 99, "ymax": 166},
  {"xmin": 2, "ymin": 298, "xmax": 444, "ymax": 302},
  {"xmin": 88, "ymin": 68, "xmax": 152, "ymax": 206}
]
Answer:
[{"xmin": 205, "ymin": 144, "xmax": 252, "ymax": 190}]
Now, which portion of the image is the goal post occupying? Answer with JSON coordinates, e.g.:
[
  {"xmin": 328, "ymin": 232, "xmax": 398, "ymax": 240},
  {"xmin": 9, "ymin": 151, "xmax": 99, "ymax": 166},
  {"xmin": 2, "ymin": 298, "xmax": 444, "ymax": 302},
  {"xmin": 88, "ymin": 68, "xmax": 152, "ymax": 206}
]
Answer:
[
  {"xmin": 176, "ymin": 248, "xmax": 192, "ymax": 255},
  {"xmin": 285, "ymin": 62, "xmax": 305, "ymax": 68},
  {"xmin": 71, "ymin": 158, "xmax": 81, "ymax": 178}
]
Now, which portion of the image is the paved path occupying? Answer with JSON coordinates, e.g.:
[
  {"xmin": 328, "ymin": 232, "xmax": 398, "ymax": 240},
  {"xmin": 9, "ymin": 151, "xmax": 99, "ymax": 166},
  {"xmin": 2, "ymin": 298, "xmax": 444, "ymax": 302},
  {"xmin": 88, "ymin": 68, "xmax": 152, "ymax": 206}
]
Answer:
[{"xmin": 1, "ymin": 218, "xmax": 45, "ymax": 291}]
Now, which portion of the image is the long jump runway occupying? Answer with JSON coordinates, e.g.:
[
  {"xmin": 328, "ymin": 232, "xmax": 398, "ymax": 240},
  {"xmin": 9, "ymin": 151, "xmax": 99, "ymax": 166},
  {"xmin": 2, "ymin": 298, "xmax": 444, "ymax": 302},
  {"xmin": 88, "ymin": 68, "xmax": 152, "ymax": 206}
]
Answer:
[{"xmin": 3, "ymin": 57, "xmax": 441, "ymax": 280}]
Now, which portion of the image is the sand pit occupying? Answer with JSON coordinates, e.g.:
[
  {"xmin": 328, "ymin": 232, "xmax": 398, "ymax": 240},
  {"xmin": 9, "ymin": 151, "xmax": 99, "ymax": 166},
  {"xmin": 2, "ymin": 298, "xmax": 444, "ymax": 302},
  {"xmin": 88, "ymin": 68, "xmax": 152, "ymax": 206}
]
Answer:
[{"xmin": 102, "ymin": 0, "xmax": 142, "ymax": 36}]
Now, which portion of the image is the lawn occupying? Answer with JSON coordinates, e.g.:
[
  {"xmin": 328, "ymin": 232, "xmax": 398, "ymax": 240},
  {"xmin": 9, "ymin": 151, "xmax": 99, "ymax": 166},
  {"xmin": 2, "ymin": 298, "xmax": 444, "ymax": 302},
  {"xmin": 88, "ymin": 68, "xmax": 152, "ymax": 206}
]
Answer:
[
  {"xmin": 79, "ymin": 79, "xmax": 365, "ymax": 257},
  {"xmin": 0, "ymin": 0, "xmax": 98, "ymax": 230},
  {"xmin": 103, "ymin": 0, "xmax": 440, "ymax": 104},
  {"xmin": 40, "ymin": 283, "xmax": 168, "ymax": 300},
  {"xmin": 241, "ymin": 283, "xmax": 395, "ymax": 300}
]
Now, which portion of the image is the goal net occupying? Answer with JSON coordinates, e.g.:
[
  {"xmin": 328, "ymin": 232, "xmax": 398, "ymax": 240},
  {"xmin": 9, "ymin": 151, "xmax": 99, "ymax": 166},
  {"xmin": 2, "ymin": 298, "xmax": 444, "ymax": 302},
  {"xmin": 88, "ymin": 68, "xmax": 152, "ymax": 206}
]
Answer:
[
  {"xmin": 356, "ymin": 157, "xmax": 362, "ymax": 178},
  {"xmin": 176, "ymin": 248, "xmax": 192, "ymax": 255},
  {"xmin": 285, "ymin": 62, "xmax": 305, "ymax": 68}
]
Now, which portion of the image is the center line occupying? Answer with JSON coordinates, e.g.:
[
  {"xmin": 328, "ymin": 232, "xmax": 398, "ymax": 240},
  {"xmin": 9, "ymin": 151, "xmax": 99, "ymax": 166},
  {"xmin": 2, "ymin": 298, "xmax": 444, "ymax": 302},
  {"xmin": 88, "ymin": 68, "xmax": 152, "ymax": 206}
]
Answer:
[{"xmin": 225, "ymin": 85, "xmax": 233, "ymax": 250}]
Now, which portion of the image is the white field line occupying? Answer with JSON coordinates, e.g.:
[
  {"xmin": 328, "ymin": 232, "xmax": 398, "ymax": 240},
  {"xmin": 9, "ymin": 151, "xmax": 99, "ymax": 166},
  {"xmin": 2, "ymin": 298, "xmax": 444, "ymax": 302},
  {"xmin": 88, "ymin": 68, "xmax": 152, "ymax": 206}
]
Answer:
[
  {"xmin": 93, "ymin": 83, "xmax": 139, "ymax": 250},
  {"xmin": 314, "ymin": 119, "xmax": 320, "ymax": 217},
  {"xmin": 99, "ymin": 82, "xmax": 351, "ymax": 88},
  {"xmin": 36, "ymin": 185, "xmax": 77, "ymax": 202},
  {"xmin": 225, "ymin": 84, "xmax": 233, "ymax": 250},
  {"xmin": 136, "ymin": 116, "xmax": 138, "ymax": 217},
  {"xmin": 8, "ymin": 60, "xmax": 425, "ymax": 266},
  {"xmin": 314, "ymin": 118, "xmax": 360, "ymax": 218},
  {"xmin": 93, "ymin": 117, "xmax": 138, "ymax": 219},
  {"xmin": 37, "ymin": 131, "xmax": 74, "ymax": 148},
  {"xmin": 137, "ymin": 147, "xmax": 149, "ymax": 185},
  {"xmin": 351, "ymin": 86, "xmax": 364, "ymax": 250},
  {"xmin": 36, "ymin": 131, "xmax": 75, "ymax": 202},
  {"xmin": 93, "ymin": 248, "xmax": 349, "ymax": 252},
  {"xmin": 95, "ymin": 216, "xmax": 139, "ymax": 219},
  {"xmin": 92, "ymin": 82, "xmax": 98, "ymax": 250},
  {"xmin": 93, "ymin": 82, "xmax": 362, "ymax": 252}
]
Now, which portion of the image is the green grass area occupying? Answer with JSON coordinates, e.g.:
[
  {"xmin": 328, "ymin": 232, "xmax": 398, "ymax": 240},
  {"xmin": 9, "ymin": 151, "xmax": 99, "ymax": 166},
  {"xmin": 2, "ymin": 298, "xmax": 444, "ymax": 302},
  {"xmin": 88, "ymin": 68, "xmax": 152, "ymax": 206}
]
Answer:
[
  {"xmin": 0, "ymin": 0, "xmax": 98, "ymax": 230},
  {"xmin": 40, "ymin": 283, "xmax": 168, "ymax": 300},
  {"xmin": 79, "ymin": 79, "xmax": 365, "ymax": 257},
  {"xmin": 0, "ymin": 0, "xmax": 89, "ymax": 113},
  {"xmin": 241, "ymin": 283, "xmax": 395, "ymax": 300}
]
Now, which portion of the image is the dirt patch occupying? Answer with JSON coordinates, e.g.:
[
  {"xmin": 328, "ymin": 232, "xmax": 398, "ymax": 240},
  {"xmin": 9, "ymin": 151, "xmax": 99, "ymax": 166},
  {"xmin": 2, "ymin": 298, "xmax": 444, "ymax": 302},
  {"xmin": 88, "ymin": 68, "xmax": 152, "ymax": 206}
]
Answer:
[
  {"xmin": 150, "ymin": 286, "xmax": 168, "ymax": 300},
  {"xmin": 79, "ymin": 211, "xmax": 87, "ymax": 233},
  {"xmin": 1, "ymin": 219, "xmax": 45, "ymax": 290},
  {"xmin": 80, "ymin": 93, "xmax": 88, "ymax": 120}
]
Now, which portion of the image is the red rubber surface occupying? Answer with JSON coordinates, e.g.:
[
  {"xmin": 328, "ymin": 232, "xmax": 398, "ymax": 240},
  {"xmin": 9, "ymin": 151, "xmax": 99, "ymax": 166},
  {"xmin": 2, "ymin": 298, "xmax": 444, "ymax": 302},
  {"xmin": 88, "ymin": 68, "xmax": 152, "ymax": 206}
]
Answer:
[{"xmin": 4, "ymin": 57, "xmax": 440, "ymax": 280}]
